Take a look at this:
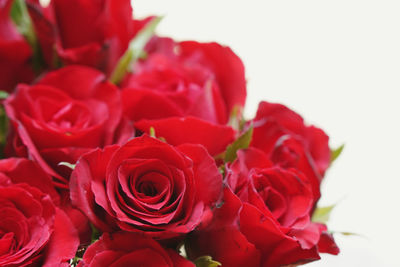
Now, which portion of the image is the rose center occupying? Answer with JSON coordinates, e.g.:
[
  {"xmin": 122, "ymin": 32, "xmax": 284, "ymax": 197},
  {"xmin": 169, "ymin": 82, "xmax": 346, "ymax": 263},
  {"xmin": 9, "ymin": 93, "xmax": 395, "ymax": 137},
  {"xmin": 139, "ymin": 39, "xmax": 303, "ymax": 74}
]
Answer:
[{"xmin": 137, "ymin": 180, "xmax": 158, "ymax": 197}]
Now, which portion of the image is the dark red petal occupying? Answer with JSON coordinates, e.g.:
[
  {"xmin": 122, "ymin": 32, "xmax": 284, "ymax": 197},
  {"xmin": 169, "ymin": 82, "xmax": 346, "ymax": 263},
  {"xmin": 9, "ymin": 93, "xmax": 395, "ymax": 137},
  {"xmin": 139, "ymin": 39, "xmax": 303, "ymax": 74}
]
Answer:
[
  {"xmin": 240, "ymin": 204, "xmax": 320, "ymax": 267},
  {"xmin": 42, "ymin": 208, "xmax": 79, "ymax": 266},
  {"xmin": 254, "ymin": 102, "xmax": 306, "ymax": 135},
  {"xmin": 187, "ymin": 227, "xmax": 260, "ymax": 267},
  {"xmin": 0, "ymin": 158, "xmax": 60, "ymax": 204},
  {"xmin": 136, "ymin": 117, "xmax": 235, "ymax": 156},
  {"xmin": 315, "ymin": 224, "xmax": 340, "ymax": 255},
  {"xmin": 122, "ymin": 89, "xmax": 183, "ymax": 122},
  {"xmin": 304, "ymin": 126, "xmax": 331, "ymax": 176},
  {"xmin": 70, "ymin": 145, "xmax": 120, "ymax": 232},
  {"xmin": 167, "ymin": 249, "xmax": 195, "ymax": 267},
  {"xmin": 177, "ymin": 143, "xmax": 222, "ymax": 206},
  {"xmin": 179, "ymin": 41, "xmax": 247, "ymax": 120},
  {"xmin": 81, "ymin": 232, "xmax": 173, "ymax": 266}
]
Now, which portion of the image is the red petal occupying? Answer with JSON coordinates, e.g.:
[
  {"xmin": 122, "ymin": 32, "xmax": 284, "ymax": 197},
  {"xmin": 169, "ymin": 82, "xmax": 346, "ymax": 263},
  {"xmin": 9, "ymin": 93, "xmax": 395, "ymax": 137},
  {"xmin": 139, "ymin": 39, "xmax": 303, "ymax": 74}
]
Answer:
[{"xmin": 135, "ymin": 117, "xmax": 235, "ymax": 156}]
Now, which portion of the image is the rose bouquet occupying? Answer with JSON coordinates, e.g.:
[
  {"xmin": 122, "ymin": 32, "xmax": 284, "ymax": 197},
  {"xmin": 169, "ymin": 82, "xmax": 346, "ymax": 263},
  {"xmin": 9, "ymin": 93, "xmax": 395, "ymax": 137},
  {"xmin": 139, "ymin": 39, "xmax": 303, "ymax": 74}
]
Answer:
[{"xmin": 0, "ymin": 0, "xmax": 342, "ymax": 266}]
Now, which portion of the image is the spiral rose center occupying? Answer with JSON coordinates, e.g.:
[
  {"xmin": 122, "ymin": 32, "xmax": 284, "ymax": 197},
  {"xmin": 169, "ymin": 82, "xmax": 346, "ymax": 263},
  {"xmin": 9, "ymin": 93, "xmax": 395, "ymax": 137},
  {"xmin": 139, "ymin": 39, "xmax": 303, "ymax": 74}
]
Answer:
[
  {"xmin": 40, "ymin": 100, "xmax": 92, "ymax": 132},
  {"xmin": 137, "ymin": 180, "xmax": 158, "ymax": 197},
  {"xmin": 253, "ymin": 174, "xmax": 287, "ymax": 221}
]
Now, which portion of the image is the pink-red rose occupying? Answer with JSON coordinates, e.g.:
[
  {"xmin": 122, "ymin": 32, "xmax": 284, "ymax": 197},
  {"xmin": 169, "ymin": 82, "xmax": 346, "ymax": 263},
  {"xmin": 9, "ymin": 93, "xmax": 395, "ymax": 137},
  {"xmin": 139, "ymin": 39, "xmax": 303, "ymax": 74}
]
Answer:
[
  {"xmin": 0, "ymin": 0, "xmax": 34, "ymax": 92},
  {"xmin": 121, "ymin": 37, "xmax": 246, "ymax": 124},
  {"xmin": 251, "ymin": 101, "xmax": 331, "ymax": 202},
  {"xmin": 70, "ymin": 135, "xmax": 222, "ymax": 239},
  {"xmin": 78, "ymin": 232, "xmax": 194, "ymax": 267},
  {"xmin": 0, "ymin": 158, "xmax": 79, "ymax": 266},
  {"xmin": 5, "ymin": 66, "xmax": 133, "ymax": 188}
]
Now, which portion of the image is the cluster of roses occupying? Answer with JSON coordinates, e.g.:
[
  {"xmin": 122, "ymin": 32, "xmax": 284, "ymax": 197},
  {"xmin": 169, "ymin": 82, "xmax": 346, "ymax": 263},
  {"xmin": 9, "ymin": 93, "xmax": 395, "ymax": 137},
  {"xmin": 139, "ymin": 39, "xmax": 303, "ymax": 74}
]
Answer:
[{"xmin": 0, "ymin": 0, "xmax": 340, "ymax": 266}]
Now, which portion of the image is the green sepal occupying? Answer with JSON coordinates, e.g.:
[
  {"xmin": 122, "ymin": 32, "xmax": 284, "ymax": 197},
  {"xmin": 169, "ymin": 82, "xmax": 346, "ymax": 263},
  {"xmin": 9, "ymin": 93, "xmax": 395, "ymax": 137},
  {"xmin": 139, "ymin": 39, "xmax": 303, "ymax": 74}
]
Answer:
[
  {"xmin": 224, "ymin": 125, "xmax": 253, "ymax": 163},
  {"xmin": 90, "ymin": 223, "xmax": 101, "ymax": 244},
  {"xmin": 0, "ymin": 91, "xmax": 9, "ymax": 100},
  {"xmin": 10, "ymin": 0, "xmax": 43, "ymax": 73},
  {"xmin": 331, "ymin": 144, "xmax": 344, "ymax": 163},
  {"xmin": 147, "ymin": 126, "xmax": 166, "ymax": 142},
  {"xmin": 228, "ymin": 105, "xmax": 243, "ymax": 131},
  {"xmin": 0, "ymin": 106, "xmax": 8, "ymax": 158},
  {"xmin": 58, "ymin": 162, "xmax": 76, "ymax": 170},
  {"xmin": 110, "ymin": 16, "xmax": 162, "ymax": 84},
  {"xmin": 149, "ymin": 126, "xmax": 156, "ymax": 138},
  {"xmin": 312, "ymin": 204, "xmax": 336, "ymax": 224},
  {"xmin": 194, "ymin": 256, "xmax": 221, "ymax": 267}
]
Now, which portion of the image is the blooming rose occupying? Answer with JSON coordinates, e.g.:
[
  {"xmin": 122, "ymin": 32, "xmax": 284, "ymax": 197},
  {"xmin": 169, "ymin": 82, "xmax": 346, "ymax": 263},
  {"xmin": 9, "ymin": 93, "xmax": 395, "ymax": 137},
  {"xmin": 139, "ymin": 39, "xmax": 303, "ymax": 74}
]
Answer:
[
  {"xmin": 70, "ymin": 135, "xmax": 222, "ymax": 239},
  {"xmin": 5, "ymin": 66, "xmax": 133, "ymax": 188},
  {"xmin": 78, "ymin": 232, "xmax": 194, "ymax": 267},
  {"xmin": 186, "ymin": 148, "xmax": 338, "ymax": 267},
  {"xmin": 121, "ymin": 37, "xmax": 246, "ymax": 124},
  {"xmin": 27, "ymin": 0, "xmax": 147, "ymax": 75},
  {"xmin": 251, "ymin": 101, "xmax": 331, "ymax": 202},
  {"xmin": 0, "ymin": 0, "xmax": 33, "ymax": 92},
  {"xmin": 0, "ymin": 158, "xmax": 79, "ymax": 266}
]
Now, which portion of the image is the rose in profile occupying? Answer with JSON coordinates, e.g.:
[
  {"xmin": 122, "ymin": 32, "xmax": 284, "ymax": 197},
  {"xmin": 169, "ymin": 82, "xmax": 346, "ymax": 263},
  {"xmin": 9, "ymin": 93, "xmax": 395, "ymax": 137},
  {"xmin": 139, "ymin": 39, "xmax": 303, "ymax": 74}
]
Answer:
[
  {"xmin": 251, "ymin": 101, "xmax": 331, "ymax": 201},
  {"xmin": 0, "ymin": 0, "xmax": 33, "ymax": 92},
  {"xmin": 70, "ymin": 135, "xmax": 222, "ymax": 239},
  {"xmin": 5, "ymin": 66, "xmax": 133, "ymax": 188},
  {"xmin": 0, "ymin": 158, "xmax": 79, "ymax": 266},
  {"xmin": 186, "ymin": 148, "xmax": 338, "ymax": 267},
  {"xmin": 77, "ymin": 232, "xmax": 194, "ymax": 267},
  {"xmin": 121, "ymin": 37, "xmax": 246, "ymax": 124}
]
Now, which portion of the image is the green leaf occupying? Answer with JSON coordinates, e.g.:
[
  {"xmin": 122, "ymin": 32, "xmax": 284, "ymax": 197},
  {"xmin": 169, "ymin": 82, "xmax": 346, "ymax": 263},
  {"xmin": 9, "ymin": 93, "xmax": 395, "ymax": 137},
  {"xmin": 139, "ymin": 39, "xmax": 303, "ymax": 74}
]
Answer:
[
  {"xmin": 0, "ymin": 91, "xmax": 9, "ymax": 100},
  {"xmin": 312, "ymin": 204, "xmax": 336, "ymax": 224},
  {"xmin": 0, "ymin": 106, "xmax": 8, "ymax": 158},
  {"xmin": 224, "ymin": 125, "xmax": 253, "ymax": 163},
  {"xmin": 331, "ymin": 144, "xmax": 344, "ymax": 163},
  {"xmin": 70, "ymin": 256, "xmax": 82, "ymax": 267},
  {"xmin": 194, "ymin": 256, "xmax": 221, "ymax": 267},
  {"xmin": 329, "ymin": 230, "xmax": 366, "ymax": 239},
  {"xmin": 110, "ymin": 16, "xmax": 163, "ymax": 84},
  {"xmin": 90, "ymin": 223, "xmax": 101, "ymax": 243},
  {"xmin": 339, "ymin": 231, "xmax": 361, "ymax": 237},
  {"xmin": 11, "ymin": 0, "xmax": 42, "ymax": 73},
  {"xmin": 227, "ymin": 105, "xmax": 243, "ymax": 131},
  {"xmin": 58, "ymin": 162, "xmax": 76, "ymax": 170},
  {"xmin": 149, "ymin": 127, "xmax": 156, "ymax": 138}
]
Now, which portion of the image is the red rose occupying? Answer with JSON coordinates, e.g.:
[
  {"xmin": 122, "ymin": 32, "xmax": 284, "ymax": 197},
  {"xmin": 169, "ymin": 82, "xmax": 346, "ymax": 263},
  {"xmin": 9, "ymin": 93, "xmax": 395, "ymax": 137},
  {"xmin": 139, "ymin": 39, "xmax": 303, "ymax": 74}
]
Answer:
[
  {"xmin": 5, "ymin": 66, "xmax": 133, "ymax": 188},
  {"xmin": 121, "ymin": 37, "xmax": 246, "ymax": 124},
  {"xmin": 78, "ymin": 232, "xmax": 194, "ymax": 267},
  {"xmin": 70, "ymin": 135, "xmax": 222, "ymax": 239},
  {"xmin": 251, "ymin": 101, "xmax": 331, "ymax": 201},
  {"xmin": 186, "ymin": 148, "xmax": 338, "ymax": 267},
  {"xmin": 0, "ymin": 158, "xmax": 79, "ymax": 266},
  {"xmin": 0, "ymin": 0, "xmax": 34, "ymax": 92},
  {"xmin": 27, "ymin": 0, "xmax": 144, "ymax": 75}
]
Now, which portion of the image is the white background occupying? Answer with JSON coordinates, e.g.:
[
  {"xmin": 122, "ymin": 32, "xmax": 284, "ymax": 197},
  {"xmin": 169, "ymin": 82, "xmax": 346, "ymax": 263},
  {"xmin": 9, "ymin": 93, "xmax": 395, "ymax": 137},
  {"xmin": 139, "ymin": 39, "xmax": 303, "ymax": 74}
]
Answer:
[{"xmin": 132, "ymin": 1, "xmax": 400, "ymax": 266}]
